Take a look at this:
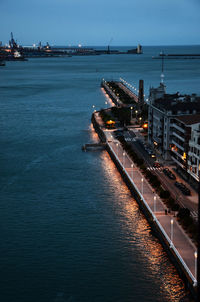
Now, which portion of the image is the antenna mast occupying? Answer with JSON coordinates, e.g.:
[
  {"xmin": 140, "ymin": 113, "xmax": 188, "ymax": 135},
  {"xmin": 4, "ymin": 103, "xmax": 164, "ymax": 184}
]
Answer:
[{"xmin": 160, "ymin": 51, "xmax": 165, "ymax": 84}]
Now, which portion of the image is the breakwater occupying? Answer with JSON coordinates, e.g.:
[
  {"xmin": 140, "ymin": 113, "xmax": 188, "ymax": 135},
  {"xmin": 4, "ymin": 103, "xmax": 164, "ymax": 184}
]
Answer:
[{"xmin": 91, "ymin": 112, "xmax": 197, "ymax": 300}]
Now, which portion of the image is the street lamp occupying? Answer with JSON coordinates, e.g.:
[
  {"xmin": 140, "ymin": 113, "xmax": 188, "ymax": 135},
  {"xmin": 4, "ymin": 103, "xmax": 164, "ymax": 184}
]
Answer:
[
  {"xmin": 131, "ymin": 163, "xmax": 134, "ymax": 179},
  {"xmin": 105, "ymin": 101, "xmax": 108, "ymax": 109},
  {"xmin": 154, "ymin": 195, "xmax": 157, "ymax": 213},
  {"xmin": 195, "ymin": 251, "xmax": 198, "ymax": 286},
  {"xmin": 141, "ymin": 178, "xmax": 144, "ymax": 195},
  {"xmin": 130, "ymin": 107, "xmax": 133, "ymax": 121},
  {"xmin": 170, "ymin": 219, "xmax": 174, "ymax": 247},
  {"xmin": 135, "ymin": 110, "xmax": 138, "ymax": 120},
  {"xmin": 123, "ymin": 152, "xmax": 125, "ymax": 167},
  {"xmin": 116, "ymin": 143, "xmax": 119, "ymax": 157}
]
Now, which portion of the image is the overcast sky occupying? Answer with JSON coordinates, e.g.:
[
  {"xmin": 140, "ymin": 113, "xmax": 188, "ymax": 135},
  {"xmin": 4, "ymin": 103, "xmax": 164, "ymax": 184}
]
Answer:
[{"xmin": 1, "ymin": 0, "xmax": 200, "ymax": 46}]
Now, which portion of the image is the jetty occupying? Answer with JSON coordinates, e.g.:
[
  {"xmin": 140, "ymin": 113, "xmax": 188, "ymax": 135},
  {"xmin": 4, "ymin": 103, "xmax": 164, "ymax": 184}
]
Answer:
[{"xmin": 82, "ymin": 143, "xmax": 106, "ymax": 151}]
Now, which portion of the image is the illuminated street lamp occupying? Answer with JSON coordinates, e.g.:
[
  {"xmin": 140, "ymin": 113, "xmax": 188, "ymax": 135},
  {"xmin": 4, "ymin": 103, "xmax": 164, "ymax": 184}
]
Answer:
[
  {"xmin": 116, "ymin": 143, "xmax": 119, "ymax": 157},
  {"xmin": 195, "ymin": 251, "xmax": 198, "ymax": 286},
  {"xmin": 170, "ymin": 219, "xmax": 174, "ymax": 247},
  {"xmin": 135, "ymin": 110, "xmax": 138, "ymax": 120},
  {"xmin": 123, "ymin": 152, "xmax": 125, "ymax": 167},
  {"xmin": 154, "ymin": 195, "xmax": 157, "ymax": 213},
  {"xmin": 131, "ymin": 163, "xmax": 134, "ymax": 179},
  {"xmin": 141, "ymin": 178, "xmax": 144, "ymax": 195},
  {"xmin": 105, "ymin": 101, "xmax": 108, "ymax": 109},
  {"xmin": 130, "ymin": 106, "xmax": 133, "ymax": 120}
]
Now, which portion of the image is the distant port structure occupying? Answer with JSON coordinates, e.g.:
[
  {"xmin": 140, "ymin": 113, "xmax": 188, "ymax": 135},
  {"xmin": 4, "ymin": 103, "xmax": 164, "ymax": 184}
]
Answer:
[{"xmin": 0, "ymin": 33, "xmax": 143, "ymax": 61}]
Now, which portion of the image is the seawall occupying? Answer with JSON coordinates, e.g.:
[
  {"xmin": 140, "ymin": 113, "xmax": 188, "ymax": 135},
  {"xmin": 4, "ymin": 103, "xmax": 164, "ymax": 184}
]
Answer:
[{"xmin": 91, "ymin": 112, "xmax": 197, "ymax": 300}]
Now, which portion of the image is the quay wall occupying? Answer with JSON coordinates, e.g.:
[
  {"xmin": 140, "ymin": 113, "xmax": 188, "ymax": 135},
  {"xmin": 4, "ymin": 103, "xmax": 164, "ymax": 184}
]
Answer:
[{"xmin": 91, "ymin": 113, "xmax": 197, "ymax": 300}]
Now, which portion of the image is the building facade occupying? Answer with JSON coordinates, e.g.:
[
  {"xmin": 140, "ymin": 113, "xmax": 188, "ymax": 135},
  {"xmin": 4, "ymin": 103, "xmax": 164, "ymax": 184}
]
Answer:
[
  {"xmin": 170, "ymin": 115, "xmax": 200, "ymax": 185},
  {"xmin": 148, "ymin": 83, "xmax": 200, "ymax": 160}
]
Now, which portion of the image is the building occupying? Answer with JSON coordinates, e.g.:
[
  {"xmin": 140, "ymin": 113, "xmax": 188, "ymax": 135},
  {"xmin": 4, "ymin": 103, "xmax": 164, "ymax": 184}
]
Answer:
[
  {"xmin": 147, "ymin": 83, "xmax": 200, "ymax": 160},
  {"xmin": 170, "ymin": 115, "xmax": 200, "ymax": 187}
]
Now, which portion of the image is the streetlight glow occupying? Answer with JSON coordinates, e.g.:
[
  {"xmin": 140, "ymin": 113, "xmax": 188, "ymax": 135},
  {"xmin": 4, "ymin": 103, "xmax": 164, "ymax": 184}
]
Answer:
[
  {"xmin": 141, "ymin": 178, "xmax": 144, "ymax": 195},
  {"xmin": 131, "ymin": 163, "xmax": 134, "ymax": 179},
  {"xmin": 170, "ymin": 219, "xmax": 174, "ymax": 247},
  {"xmin": 194, "ymin": 251, "xmax": 198, "ymax": 285},
  {"xmin": 154, "ymin": 195, "xmax": 156, "ymax": 213},
  {"xmin": 116, "ymin": 143, "xmax": 119, "ymax": 157},
  {"xmin": 130, "ymin": 106, "xmax": 133, "ymax": 120}
]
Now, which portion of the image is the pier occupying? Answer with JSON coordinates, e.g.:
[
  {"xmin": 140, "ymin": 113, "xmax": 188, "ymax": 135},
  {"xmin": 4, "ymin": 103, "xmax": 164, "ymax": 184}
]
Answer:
[
  {"xmin": 101, "ymin": 80, "xmax": 139, "ymax": 107},
  {"xmin": 82, "ymin": 143, "xmax": 106, "ymax": 151}
]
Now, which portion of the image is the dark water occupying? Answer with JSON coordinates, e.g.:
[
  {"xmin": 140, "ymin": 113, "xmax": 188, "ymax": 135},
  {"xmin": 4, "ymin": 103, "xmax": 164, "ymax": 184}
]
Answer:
[{"xmin": 1, "ymin": 46, "xmax": 200, "ymax": 302}]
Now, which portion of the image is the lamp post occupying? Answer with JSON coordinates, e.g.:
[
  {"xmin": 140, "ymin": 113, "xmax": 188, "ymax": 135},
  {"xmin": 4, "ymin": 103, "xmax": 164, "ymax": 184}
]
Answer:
[
  {"xmin": 195, "ymin": 251, "xmax": 198, "ymax": 286},
  {"xmin": 170, "ymin": 219, "xmax": 174, "ymax": 247},
  {"xmin": 135, "ymin": 110, "xmax": 138, "ymax": 120},
  {"xmin": 141, "ymin": 178, "xmax": 144, "ymax": 195},
  {"xmin": 105, "ymin": 101, "xmax": 108, "ymax": 109},
  {"xmin": 130, "ymin": 107, "xmax": 133, "ymax": 121},
  {"xmin": 123, "ymin": 152, "xmax": 125, "ymax": 167},
  {"xmin": 154, "ymin": 195, "xmax": 157, "ymax": 213},
  {"xmin": 131, "ymin": 163, "xmax": 134, "ymax": 179},
  {"xmin": 116, "ymin": 143, "xmax": 119, "ymax": 157}
]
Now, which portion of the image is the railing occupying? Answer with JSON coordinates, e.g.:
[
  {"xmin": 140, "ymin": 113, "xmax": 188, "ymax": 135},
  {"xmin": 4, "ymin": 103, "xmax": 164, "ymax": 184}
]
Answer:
[{"xmin": 107, "ymin": 140, "xmax": 196, "ymax": 286}]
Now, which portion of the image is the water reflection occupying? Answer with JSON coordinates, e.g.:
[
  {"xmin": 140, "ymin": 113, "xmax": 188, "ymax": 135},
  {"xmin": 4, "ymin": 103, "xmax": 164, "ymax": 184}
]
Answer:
[{"xmin": 99, "ymin": 151, "xmax": 186, "ymax": 301}]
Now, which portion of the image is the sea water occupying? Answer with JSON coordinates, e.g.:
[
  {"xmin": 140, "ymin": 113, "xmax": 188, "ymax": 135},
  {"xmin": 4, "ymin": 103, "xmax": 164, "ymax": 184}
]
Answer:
[{"xmin": 1, "ymin": 45, "xmax": 200, "ymax": 302}]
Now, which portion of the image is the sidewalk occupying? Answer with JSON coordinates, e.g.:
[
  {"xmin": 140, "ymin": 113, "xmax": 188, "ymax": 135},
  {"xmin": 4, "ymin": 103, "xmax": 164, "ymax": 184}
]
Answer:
[{"xmin": 103, "ymin": 127, "xmax": 197, "ymax": 285}]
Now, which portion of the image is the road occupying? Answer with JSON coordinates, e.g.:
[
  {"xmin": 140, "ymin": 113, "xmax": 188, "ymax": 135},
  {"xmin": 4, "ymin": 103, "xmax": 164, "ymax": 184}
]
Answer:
[
  {"xmin": 103, "ymin": 127, "xmax": 197, "ymax": 283},
  {"xmin": 124, "ymin": 128, "xmax": 198, "ymax": 220}
]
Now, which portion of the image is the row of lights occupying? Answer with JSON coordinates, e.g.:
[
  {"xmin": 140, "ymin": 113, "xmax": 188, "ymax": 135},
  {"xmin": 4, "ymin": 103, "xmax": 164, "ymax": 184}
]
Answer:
[
  {"xmin": 119, "ymin": 77, "xmax": 149, "ymax": 103},
  {"xmin": 115, "ymin": 141, "xmax": 198, "ymax": 285},
  {"xmin": 95, "ymin": 94, "xmax": 198, "ymax": 287},
  {"xmin": 120, "ymin": 77, "xmax": 140, "ymax": 94}
]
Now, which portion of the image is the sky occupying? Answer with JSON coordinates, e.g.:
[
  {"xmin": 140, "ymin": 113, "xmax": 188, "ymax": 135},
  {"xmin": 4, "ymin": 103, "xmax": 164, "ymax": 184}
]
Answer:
[{"xmin": 0, "ymin": 0, "xmax": 200, "ymax": 46}]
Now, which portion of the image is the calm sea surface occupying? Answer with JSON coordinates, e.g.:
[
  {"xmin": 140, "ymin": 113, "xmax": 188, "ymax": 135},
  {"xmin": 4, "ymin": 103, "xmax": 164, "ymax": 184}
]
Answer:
[{"xmin": 1, "ymin": 46, "xmax": 200, "ymax": 302}]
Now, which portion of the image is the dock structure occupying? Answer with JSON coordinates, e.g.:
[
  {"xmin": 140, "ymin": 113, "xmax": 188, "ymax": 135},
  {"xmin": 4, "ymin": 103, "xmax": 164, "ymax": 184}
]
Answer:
[
  {"xmin": 101, "ymin": 79, "xmax": 141, "ymax": 109},
  {"xmin": 117, "ymin": 82, "xmax": 139, "ymax": 104},
  {"xmin": 82, "ymin": 143, "xmax": 106, "ymax": 151}
]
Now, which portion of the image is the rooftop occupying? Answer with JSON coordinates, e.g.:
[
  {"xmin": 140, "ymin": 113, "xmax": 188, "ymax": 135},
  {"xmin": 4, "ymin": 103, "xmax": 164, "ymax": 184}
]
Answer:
[
  {"xmin": 174, "ymin": 114, "xmax": 200, "ymax": 125},
  {"xmin": 154, "ymin": 94, "xmax": 200, "ymax": 113}
]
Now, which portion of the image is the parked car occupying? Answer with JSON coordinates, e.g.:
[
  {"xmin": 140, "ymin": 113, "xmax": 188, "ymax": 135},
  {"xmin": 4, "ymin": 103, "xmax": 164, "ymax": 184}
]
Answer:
[
  {"xmin": 163, "ymin": 168, "xmax": 176, "ymax": 180},
  {"xmin": 174, "ymin": 181, "xmax": 191, "ymax": 195}
]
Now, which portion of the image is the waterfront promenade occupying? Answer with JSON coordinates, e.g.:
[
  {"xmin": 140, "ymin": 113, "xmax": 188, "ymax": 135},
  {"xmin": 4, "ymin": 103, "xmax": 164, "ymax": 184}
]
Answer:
[{"xmin": 94, "ymin": 111, "xmax": 197, "ymax": 288}]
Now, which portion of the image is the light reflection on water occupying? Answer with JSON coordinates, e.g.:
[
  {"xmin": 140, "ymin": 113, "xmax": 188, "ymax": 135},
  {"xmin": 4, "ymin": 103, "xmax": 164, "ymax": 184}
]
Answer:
[{"xmin": 99, "ymin": 150, "xmax": 186, "ymax": 301}]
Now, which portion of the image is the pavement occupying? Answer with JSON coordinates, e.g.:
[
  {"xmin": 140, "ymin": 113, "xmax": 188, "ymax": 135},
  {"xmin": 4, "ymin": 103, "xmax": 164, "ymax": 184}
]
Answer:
[
  {"xmin": 94, "ymin": 114, "xmax": 197, "ymax": 285},
  {"xmin": 126, "ymin": 126, "xmax": 198, "ymax": 220}
]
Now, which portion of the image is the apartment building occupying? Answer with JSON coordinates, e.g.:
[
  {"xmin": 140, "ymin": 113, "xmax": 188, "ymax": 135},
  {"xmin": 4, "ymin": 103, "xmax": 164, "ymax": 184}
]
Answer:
[
  {"xmin": 170, "ymin": 115, "xmax": 200, "ymax": 186},
  {"xmin": 148, "ymin": 83, "xmax": 200, "ymax": 160}
]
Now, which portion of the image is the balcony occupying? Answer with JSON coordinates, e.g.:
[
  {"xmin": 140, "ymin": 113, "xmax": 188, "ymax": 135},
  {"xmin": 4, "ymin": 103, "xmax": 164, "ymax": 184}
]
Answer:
[
  {"xmin": 172, "ymin": 123, "xmax": 185, "ymax": 134},
  {"xmin": 172, "ymin": 131, "xmax": 184, "ymax": 142},
  {"xmin": 171, "ymin": 139, "xmax": 184, "ymax": 151},
  {"xmin": 187, "ymin": 168, "xmax": 199, "ymax": 182},
  {"xmin": 171, "ymin": 155, "xmax": 185, "ymax": 169},
  {"xmin": 171, "ymin": 148, "xmax": 183, "ymax": 159}
]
